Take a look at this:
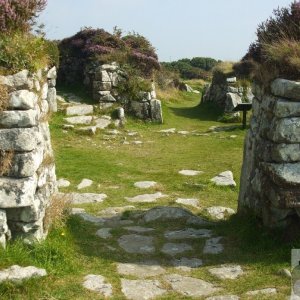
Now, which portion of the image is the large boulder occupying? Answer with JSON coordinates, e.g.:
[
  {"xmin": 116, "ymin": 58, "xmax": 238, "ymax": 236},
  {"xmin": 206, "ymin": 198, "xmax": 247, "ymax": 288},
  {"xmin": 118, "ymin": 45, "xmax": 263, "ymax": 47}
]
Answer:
[{"xmin": 225, "ymin": 93, "xmax": 242, "ymax": 112}]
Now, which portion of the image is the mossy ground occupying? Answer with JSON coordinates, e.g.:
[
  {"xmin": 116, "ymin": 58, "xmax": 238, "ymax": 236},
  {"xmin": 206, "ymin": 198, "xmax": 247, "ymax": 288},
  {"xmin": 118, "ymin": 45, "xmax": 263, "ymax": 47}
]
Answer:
[{"xmin": 0, "ymin": 81, "xmax": 294, "ymax": 299}]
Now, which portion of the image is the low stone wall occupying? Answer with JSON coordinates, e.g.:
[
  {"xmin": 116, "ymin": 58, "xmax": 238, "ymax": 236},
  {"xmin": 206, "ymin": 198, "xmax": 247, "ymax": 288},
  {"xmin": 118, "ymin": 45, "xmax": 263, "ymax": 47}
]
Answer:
[
  {"xmin": 238, "ymin": 79, "xmax": 300, "ymax": 227},
  {"xmin": 0, "ymin": 68, "xmax": 57, "ymax": 246},
  {"xmin": 84, "ymin": 63, "xmax": 163, "ymax": 123}
]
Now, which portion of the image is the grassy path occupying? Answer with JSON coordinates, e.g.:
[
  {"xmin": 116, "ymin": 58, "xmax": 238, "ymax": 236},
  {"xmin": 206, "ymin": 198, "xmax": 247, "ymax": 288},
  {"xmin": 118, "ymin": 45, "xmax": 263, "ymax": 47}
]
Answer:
[{"xmin": 0, "ymin": 89, "xmax": 292, "ymax": 299}]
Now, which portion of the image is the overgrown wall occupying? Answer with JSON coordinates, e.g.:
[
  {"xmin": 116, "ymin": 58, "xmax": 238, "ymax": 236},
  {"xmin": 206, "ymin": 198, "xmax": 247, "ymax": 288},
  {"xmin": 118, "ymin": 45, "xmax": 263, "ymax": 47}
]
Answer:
[
  {"xmin": 239, "ymin": 79, "xmax": 300, "ymax": 227},
  {"xmin": 0, "ymin": 67, "xmax": 57, "ymax": 246}
]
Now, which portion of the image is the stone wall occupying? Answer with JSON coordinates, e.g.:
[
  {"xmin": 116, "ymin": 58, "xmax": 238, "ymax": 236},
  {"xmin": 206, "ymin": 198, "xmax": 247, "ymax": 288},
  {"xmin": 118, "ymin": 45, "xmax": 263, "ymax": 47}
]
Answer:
[
  {"xmin": 238, "ymin": 79, "xmax": 300, "ymax": 227},
  {"xmin": 84, "ymin": 63, "xmax": 163, "ymax": 123},
  {"xmin": 0, "ymin": 67, "xmax": 58, "ymax": 246}
]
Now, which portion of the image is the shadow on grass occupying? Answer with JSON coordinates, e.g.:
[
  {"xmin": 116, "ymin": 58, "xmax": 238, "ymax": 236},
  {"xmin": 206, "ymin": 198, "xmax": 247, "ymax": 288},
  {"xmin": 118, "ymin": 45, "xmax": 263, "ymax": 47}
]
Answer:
[
  {"xmin": 169, "ymin": 102, "xmax": 223, "ymax": 122},
  {"xmin": 65, "ymin": 207, "xmax": 296, "ymax": 269}
]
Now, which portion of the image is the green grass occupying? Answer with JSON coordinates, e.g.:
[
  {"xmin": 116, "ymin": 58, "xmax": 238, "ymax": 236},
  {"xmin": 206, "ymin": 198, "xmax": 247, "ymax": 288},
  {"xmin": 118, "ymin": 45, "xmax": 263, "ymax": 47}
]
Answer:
[{"xmin": 0, "ymin": 87, "xmax": 295, "ymax": 299}]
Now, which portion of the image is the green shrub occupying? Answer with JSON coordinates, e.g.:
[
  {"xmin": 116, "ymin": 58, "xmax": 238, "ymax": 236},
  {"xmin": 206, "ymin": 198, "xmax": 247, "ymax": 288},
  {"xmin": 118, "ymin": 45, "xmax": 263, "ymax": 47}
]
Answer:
[{"xmin": 0, "ymin": 33, "xmax": 53, "ymax": 73}]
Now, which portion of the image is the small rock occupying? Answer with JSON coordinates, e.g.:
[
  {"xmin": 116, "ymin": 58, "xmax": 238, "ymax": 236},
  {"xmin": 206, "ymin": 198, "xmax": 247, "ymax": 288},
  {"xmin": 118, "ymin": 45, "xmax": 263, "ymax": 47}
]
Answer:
[
  {"xmin": 132, "ymin": 141, "xmax": 143, "ymax": 145},
  {"xmin": 206, "ymin": 295, "xmax": 240, "ymax": 300},
  {"xmin": 124, "ymin": 226, "xmax": 154, "ymax": 233},
  {"xmin": 106, "ymin": 129, "xmax": 120, "ymax": 135},
  {"xmin": 121, "ymin": 279, "xmax": 166, "ymax": 300},
  {"xmin": 83, "ymin": 274, "xmax": 112, "ymax": 297},
  {"xmin": 127, "ymin": 131, "xmax": 138, "ymax": 136},
  {"xmin": 163, "ymin": 274, "xmax": 221, "ymax": 297},
  {"xmin": 96, "ymin": 228, "xmax": 112, "ymax": 239},
  {"xmin": 57, "ymin": 178, "xmax": 70, "ymax": 188},
  {"xmin": 62, "ymin": 124, "xmax": 74, "ymax": 130},
  {"xmin": 76, "ymin": 126, "xmax": 97, "ymax": 135},
  {"xmin": 172, "ymin": 257, "xmax": 203, "ymax": 272},
  {"xmin": 117, "ymin": 261, "xmax": 166, "ymax": 278},
  {"xmin": 164, "ymin": 228, "xmax": 212, "ymax": 240},
  {"xmin": 125, "ymin": 192, "xmax": 167, "ymax": 203},
  {"xmin": 206, "ymin": 207, "xmax": 235, "ymax": 220},
  {"xmin": 70, "ymin": 208, "xmax": 86, "ymax": 215},
  {"xmin": 209, "ymin": 265, "xmax": 244, "ymax": 280},
  {"xmin": 245, "ymin": 288, "xmax": 277, "ymax": 296},
  {"xmin": 203, "ymin": 237, "xmax": 224, "ymax": 254},
  {"xmin": 278, "ymin": 268, "xmax": 292, "ymax": 278},
  {"xmin": 77, "ymin": 179, "xmax": 93, "ymax": 190},
  {"xmin": 77, "ymin": 213, "xmax": 105, "ymax": 224},
  {"xmin": 118, "ymin": 234, "xmax": 155, "ymax": 254},
  {"xmin": 175, "ymin": 198, "xmax": 199, "ymax": 208},
  {"xmin": 230, "ymin": 135, "xmax": 237, "ymax": 139},
  {"xmin": 0, "ymin": 265, "xmax": 47, "ymax": 283},
  {"xmin": 178, "ymin": 131, "xmax": 189, "ymax": 135},
  {"xmin": 211, "ymin": 171, "xmax": 236, "ymax": 187},
  {"xmin": 161, "ymin": 243, "xmax": 193, "ymax": 256},
  {"xmin": 179, "ymin": 170, "xmax": 204, "ymax": 176},
  {"xmin": 94, "ymin": 118, "xmax": 111, "ymax": 129},
  {"xmin": 134, "ymin": 181, "xmax": 157, "ymax": 189},
  {"xmin": 158, "ymin": 128, "xmax": 176, "ymax": 134}
]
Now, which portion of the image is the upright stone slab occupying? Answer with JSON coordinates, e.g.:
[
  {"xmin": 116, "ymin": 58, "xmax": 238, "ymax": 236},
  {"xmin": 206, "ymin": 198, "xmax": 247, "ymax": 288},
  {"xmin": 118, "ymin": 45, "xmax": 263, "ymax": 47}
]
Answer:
[
  {"xmin": 0, "ymin": 68, "xmax": 58, "ymax": 245},
  {"xmin": 238, "ymin": 79, "xmax": 300, "ymax": 227}
]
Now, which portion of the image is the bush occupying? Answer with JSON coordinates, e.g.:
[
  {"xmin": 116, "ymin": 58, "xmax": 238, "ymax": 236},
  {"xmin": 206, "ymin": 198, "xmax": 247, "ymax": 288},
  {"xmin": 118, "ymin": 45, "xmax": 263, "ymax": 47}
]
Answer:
[
  {"xmin": 212, "ymin": 61, "xmax": 235, "ymax": 85},
  {"xmin": 0, "ymin": 0, "xmax": 47, "ymax": 33},
  {"xmin": 237, "ymin": 1, "xmax": 300, "ymax": 84},
  {"xmin": 0, "ymin": 33, "xmax": 53, "ymax": 73}
]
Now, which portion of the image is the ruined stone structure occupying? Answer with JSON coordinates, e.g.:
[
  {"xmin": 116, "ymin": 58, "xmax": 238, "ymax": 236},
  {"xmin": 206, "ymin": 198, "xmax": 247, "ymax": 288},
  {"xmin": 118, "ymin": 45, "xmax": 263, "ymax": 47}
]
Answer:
[
  {"xmin": 0, "ymin": 67, "xmax": 57, "ymax": 246},
  {"xmin": 202, "ymin": 77, "xmax": 254, "ymax": 113},
  {"xmin": 84, "ymin": 63, "xmax": 163, "ymax": 123},
  {"xmin": 239, "ymin": 79, "xmax": 300, "ymax": 227}
]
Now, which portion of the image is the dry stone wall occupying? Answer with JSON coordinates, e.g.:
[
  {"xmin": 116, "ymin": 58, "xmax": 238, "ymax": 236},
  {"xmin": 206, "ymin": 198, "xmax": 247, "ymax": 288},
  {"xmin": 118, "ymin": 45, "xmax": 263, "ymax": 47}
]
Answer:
[
  {"xmin": 84, "ymin": 63, "xmax": 163, "ymax": 123},
  {"xmin": 0, "ymin": 67, "xmax": 57, "ymax": 246},
  {"xmin": 239, "ymin": 79, "xmax": 300, "ymax": 227}
]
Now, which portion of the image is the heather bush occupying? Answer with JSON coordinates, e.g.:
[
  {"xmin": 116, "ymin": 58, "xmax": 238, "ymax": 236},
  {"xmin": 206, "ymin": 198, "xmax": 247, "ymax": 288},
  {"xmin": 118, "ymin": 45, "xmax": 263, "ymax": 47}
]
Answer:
[
  {"xmin": 212, "ymin": 61, "xmax": 234, "ymax": 85},
  {"xmin": 0, "ymin": 0, "xmax": 46, "ymax": 33},
  {"xmin": 58, "ymin": 28, "xmax": 160, "ymax": 84}
]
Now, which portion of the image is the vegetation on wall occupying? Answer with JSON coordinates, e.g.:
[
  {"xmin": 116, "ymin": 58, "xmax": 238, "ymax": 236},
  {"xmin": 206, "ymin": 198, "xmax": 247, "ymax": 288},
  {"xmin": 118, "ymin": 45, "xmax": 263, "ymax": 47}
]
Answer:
[
  {"xmin": 234, "ymin": 1, "xmax": 300, "ymax": 84},
  {"xmin": 58, "ymin": 27, "xmax": 160, "ymax": 84},
  {"xmin": 0, "ymin": 0, "xmax": 59, "ymax": 74}
]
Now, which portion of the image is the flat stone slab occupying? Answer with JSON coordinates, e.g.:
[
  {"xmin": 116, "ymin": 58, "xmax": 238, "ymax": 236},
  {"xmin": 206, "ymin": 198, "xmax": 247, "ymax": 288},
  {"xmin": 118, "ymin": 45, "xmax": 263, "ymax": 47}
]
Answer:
[
  {"xmin": 206, "ymin": 207, "xmax": 235, "ymax": 220},
  {"xmin": 125, "ymin": 192, "xmax": 167, "ymax": 203},
  {"xmin": 209, "ymin": 265, "xmax": 244, "ymax": 280},
  {"xmin": 206, "ymin": 295, "xmax": 240, "ymax": 300},
  {"xmin": 82, "ymin": 274, "xmax": 112, "ymax": 297},
  {"xmin": 96, "ymin": 228, "xmax": 112, "ymax": 239},
  {"xmin": 187, "ymin": 216, "xmax": 212, "ymax": 226},
  {"xmin": 70, "ymin": 193, "xmax": 108, "ymax": 204},
  {"xmin": 164, "ymin": 274, "xmax": 221, "ymax": 297},
  {"xmin": 179, "ymin": 170, "xmax": 204, "ymax": 176},
  {"xmin": 57, "ymin": 178, "xmax": 70, "ymax": 188},
  {"xmin": 117, "ymin": 261, "xmax": 166, "ymax": 278},
  {"xmin": 77, "ymin": 178, "xmax": 93, "ymax": 190},
  {"xmin": 66, "ymin": 104, "xmax": 93, "ymax": 116},
  {"xmin": 121, "ymin": 279, "xmax": 166, "ymax": 300},
  {"xmin": 175, "ymin": 198, "xmax": 200, "ymax": 208},
  {"xmin": 245, "ymin": 288, "xmax": 277, "ymax": 296},
  {"xmin": 71, "ymin": 208, "xmax": 86, "ymax": 215},
  {"xmin": 161, "ymin": 243, "xmax": 193, "ymax": 256},
  {"xmin": 64, "ymin": 116, "xmax": 93, "ymax": 125},
  {"xmin": 158, "ymin": 128, "xmax": 176, "ymax": 133},
  {"xmin": 118, "ymin": 234, "xmax": 155, "ymax": 254},
  {"xmin": 77, "ymin": 213, "xmax": 105, "ymax": 224},
  {"xmin": 211, "ymin": 171, "xmax": 236, "ymax": 187},
  {"xmin": 134, "ymin": 181, "xmax": 157, "ymax": 189},
  {"xmin": 203, "ymin": 237, "xmax": 224, "ymax": 254},
  {"xmin": 98, "ymin": 206, "xmax": 135, "ymax": 217},
  {"xmin": 164, "ymin": 228, "xmax": 212, "ymax": 240},
  {"xmin": 124, "ymin": 226, "xmax": 155, "ymax": 233},
  {"xmin": 0, "ymin": 265, "xmax": 47, "ymax": 283},
  {"xmin": 178, "ymin": 130, "xmax": 189, "ymax": 135},
  {"xmin": 172, "ymin": 257, "xmax": 203, "ymax": 272},
  {"xmin": 143, "ymin": 206, "xmax": 193, "ymax": 223},
  {"xmin": 94, "ymin": 117, "xmax": 111, "ymax": 129}
]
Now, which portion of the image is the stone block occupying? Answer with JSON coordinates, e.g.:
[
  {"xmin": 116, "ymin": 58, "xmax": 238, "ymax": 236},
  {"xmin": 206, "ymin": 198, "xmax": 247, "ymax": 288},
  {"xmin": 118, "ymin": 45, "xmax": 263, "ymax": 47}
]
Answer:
[
  {"xmin": 0, "ymin": 110, "xmax": 37, "ymax": 128},
  {"xmin": 8, "ymin": 90, "xmax": 38, "ymax": 110},
  {"xmin": 271, "ymin": 79, "xmax": 300, "ymax": 101}
]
